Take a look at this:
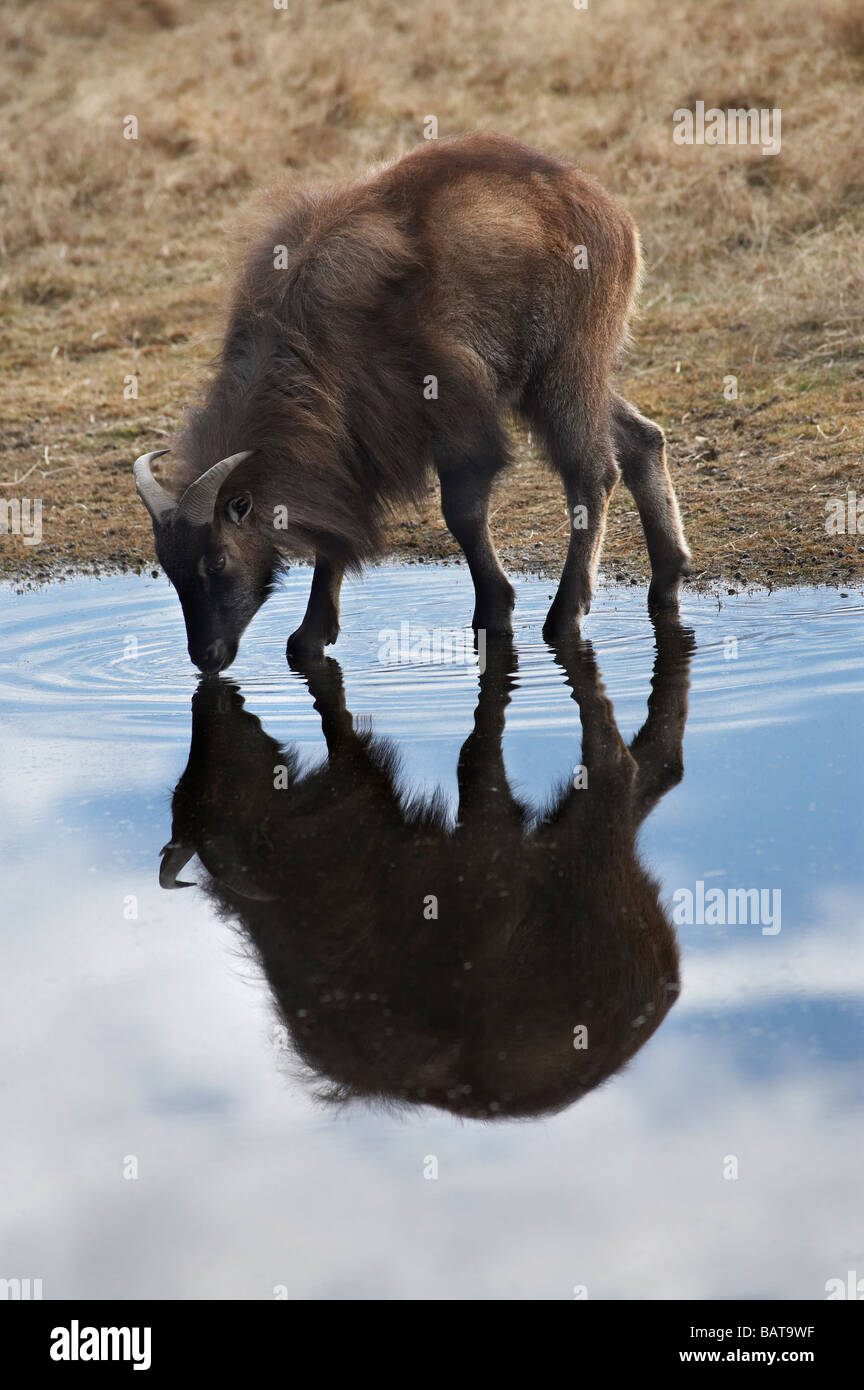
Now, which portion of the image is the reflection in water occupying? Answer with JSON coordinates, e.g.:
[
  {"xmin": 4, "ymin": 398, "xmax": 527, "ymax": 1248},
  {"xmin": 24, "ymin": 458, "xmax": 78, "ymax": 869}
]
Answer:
[{"xmin": 160, "ymin": 617, "xmax": 694, "ymax": 1121}]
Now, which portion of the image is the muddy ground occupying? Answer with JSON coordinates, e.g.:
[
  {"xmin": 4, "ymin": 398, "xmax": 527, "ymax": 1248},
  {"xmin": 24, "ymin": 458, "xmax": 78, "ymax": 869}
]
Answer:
[
  {"xmin": 1, "ymin": 0, "xmax": 862, "ymax": 593},
  {"xmin": 2, "ymin": 332, "xmax": 861, "ymax": 594}
]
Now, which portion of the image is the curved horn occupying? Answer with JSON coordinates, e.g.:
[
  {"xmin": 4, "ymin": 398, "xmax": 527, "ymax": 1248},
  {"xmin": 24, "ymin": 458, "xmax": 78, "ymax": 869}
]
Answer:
[
  {"xmin": 177, "ymin": 451, "xmax": 253, "ymax": 527},
  {"xmin": 133, "ymin": 450, "xmax": 175, "ymax": 525},
  {"xmin": 159, "ymin": 842, "xmax": 196, "ymax": 890}
]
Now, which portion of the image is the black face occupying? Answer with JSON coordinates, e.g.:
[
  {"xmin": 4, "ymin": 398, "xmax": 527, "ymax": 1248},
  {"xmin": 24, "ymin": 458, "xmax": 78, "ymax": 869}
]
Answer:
[{"xmin": 154, "ymin": 497, "xmax": 272, "ymax": 673}]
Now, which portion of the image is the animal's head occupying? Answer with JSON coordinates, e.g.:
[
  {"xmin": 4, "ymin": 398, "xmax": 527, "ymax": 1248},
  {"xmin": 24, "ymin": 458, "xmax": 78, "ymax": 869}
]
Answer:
[{"xmin": 134, "ymin": 449, "xmax": 276, "ymax": 673}]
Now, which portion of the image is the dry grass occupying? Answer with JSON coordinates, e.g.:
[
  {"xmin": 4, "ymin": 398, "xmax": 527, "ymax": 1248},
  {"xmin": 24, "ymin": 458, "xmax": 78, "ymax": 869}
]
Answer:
[{"xmin": 1, "ymin": 0, "xmax": 863, "ymax": 585}]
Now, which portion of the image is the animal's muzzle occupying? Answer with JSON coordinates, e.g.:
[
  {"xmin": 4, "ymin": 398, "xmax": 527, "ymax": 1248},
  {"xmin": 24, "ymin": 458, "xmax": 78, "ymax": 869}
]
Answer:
[{"xmin": 194, "ymin": 639, "xmax": 233, "ymax": 674}]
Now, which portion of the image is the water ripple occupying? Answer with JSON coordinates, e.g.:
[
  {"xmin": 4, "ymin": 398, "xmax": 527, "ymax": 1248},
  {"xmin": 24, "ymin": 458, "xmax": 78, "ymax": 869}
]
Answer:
[{"xmin": 0, "ymin": 568, "xmax": 861, "ymax": 747}]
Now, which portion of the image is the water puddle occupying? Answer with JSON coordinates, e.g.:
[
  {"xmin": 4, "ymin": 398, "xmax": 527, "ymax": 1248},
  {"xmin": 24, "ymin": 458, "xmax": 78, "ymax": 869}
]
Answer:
[{"xmin": 0, "ymin": 565, "xmax": 862, "ymax": 1298}]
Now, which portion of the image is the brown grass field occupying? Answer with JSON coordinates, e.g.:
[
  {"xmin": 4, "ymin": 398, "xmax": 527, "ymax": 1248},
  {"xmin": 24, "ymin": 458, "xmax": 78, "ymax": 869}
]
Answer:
[{"xmin": 1, "ymin": 0, "xmax": 862, "ymax": 589}]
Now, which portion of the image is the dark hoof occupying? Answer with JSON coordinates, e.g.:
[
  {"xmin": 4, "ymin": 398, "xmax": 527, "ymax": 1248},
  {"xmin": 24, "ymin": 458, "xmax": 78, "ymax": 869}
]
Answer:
[
  {"xmin": 647, "ymin": 580, "xmax": 682, "ymax": 614},
  {"xmin": 471, "ymin": 583, "xmax": 516, "ymax": 637},
  {"xmin": 472, "ymin": 615, "xmax": 514, "ymax": 639},
  {"xmin": 286, "ymin": 625, "xmax": 337, "ymax": 664},
  {"xmin": 542, "ymin": 600, "xmax": 588, "ymax": 644},
  {"xmin": 650, "ymin": 611, "xmax": 697, "ymax": 657},
  {"xmin": 543, "ymin": 617, "xmax": 584, "ymax": 644}
]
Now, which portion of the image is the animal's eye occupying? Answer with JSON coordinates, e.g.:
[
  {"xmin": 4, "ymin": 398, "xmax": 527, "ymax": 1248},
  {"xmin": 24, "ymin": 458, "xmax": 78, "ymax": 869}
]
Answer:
[{"xmin": 207, "ymin": 553, "xmax": 226, "ymax": 574}]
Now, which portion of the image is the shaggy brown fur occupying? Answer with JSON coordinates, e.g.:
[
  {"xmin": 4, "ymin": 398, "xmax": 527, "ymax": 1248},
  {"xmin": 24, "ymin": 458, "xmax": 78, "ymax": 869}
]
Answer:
[
  {"xmin": 148, "ymin": 134, "xmax": 690, "ymax": 670},
  {"xmin": 160, "ymin": 621, "xmax": 692, "ymax": 1120}
]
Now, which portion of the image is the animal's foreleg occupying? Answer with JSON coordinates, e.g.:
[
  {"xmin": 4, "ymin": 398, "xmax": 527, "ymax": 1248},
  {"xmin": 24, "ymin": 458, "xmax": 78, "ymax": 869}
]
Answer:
[
  {"xmin": 299, "ymin": 655, "xmax": 360, "ymax": 757},
  {"xmin": 286, "ymin": 555, "xmax": 344, "ymax": 662}
]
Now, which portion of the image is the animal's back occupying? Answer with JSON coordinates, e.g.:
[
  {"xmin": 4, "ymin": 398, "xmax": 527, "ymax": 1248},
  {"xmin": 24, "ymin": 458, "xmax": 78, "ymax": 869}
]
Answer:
[
  {"xmin": 251, "ymin": 135, "xmax": 641, "ymax": 399},
  {"xmin": 369, "ymin": 134, "xmax": 641, "ymax": 398}
]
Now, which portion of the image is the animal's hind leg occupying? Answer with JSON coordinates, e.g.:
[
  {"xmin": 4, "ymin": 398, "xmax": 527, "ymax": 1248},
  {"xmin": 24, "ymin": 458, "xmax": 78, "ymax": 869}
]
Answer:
[
  {"xmin": 629, "ymin": 613, "xmax": 695, "ymax": 822},
  {"xmin": 438, "ymin": 449, "xmax": 515, "ymax": 636},
  {"xmin": 532, "ymin": 402, "xmax": 619, "ymax": 642},
  {"xmin": 611, "ymin": 393, "xmax": 691, "ymax": 611}
]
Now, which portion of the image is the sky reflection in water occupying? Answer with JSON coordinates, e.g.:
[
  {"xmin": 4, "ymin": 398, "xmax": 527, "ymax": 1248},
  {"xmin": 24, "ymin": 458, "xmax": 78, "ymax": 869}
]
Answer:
[{"xmin": 0, "ymin": 566, "xmax": 861, "ymax": 1299}]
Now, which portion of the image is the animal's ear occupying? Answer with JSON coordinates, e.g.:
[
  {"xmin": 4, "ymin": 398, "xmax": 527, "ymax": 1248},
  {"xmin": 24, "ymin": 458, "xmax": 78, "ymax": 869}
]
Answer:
[{"xmin": 227, "ymin": 492, "xmax": 253, "ymax": 525}]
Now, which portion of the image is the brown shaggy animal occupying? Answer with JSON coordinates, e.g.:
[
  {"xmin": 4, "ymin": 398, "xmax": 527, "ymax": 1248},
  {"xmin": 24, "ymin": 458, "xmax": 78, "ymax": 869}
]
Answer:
[
  {"xmin": 133, "ymin": 134, "xmax": 690, "ymax": 672},
  {"xmin": 158, "ymin": 620, "xmax": 693, "ymax": 1120}
]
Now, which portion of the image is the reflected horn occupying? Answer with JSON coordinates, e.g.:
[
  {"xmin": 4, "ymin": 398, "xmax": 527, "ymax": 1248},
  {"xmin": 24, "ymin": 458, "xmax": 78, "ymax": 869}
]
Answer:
[
  {"xmin": 133, "ymin": 450, "xmax": 175, "ymax": 525},
  {"xmin": 159, "ymin": 842, "xmax": 196, "ymax": 890},
  {"xmin": 177, "ymin": 451, "xmax": 253, "ymax": 527}
]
